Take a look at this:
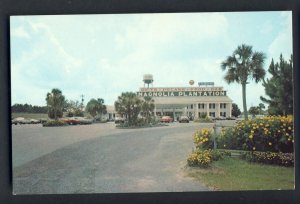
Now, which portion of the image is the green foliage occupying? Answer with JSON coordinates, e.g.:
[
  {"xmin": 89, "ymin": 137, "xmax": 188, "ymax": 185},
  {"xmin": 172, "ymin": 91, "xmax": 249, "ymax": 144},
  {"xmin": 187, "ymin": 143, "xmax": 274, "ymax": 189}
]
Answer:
[
  {"xmin": 116, "ymin": 117, "xmax": 166, "ymax": 128},
  {"xmin": 242, "ymin": 151, "xmax": 294, "ymax": 167},
  {"xmin": 64, "ymin": 100, "xmax": 84, "ymax": 117},
  {"xmin": 46, "ymin": 88, "xmax": 65, "ymax": 120},
  {"xmin": 231, "ymin": 103, "xmax": 241, "ymax": 117},
  {"xmin": 218, "ymin": 116, "xmax": 294, "ymax": 153},
  {"xmin": 85, "ymin": 98, "xmax": 107, "ymax": 118},
  {"xmin": 260, "ymin": 54, "xmax": 293, "ymax": 116},
  {"xmin": 11, "ymin": 103, "xmax": 48, "ymax": 113},
  {"xmin": 73, "ymin": 109, "xmax": 84, "ymax": 117},
  {"xmin": 42, "ymin": 120, "xmax": 66, "ymax": 127},
  {"xmin": 114, "ymin": 92, "xmax": 142, "ymax": 126},
  {"xmin": 47, "ymin": 108, "xmax": 63, "ymax": 119},
  {"xmin": 141, "ymin": 96, "xmax": 155, "ymax": 123},
  {"xmin": 199, "ymin": 112, "xmax": 207, "ymax": 119},
  {"xmin": 248, "ymin": 106, "xmax": 259, "ymax": 116},
  {"xmin": 221, "ymin": 44, "xmax": 266, "ymax": 120},
  {"xmin": 194, "ymin": 116, "xmax": 213, "ymax": 123}
]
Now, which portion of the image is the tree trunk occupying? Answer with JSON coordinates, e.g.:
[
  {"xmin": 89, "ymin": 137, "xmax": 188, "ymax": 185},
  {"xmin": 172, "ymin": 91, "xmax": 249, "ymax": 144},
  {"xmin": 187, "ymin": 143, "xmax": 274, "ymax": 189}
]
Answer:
[
  {"xmin": 242, "ymin": 83, "xmax": 248, "ymax": 120},
  {"xmin": 54, "ymin": 108, "xmax": 57, "ymax": 120}
]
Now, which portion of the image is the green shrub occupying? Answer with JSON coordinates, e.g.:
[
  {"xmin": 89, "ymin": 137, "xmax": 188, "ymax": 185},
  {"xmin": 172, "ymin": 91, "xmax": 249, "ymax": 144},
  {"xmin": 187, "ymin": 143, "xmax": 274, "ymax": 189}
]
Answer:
[
  {"xmin": 43, "ymin": 120, "xmax": 67, "ymax": 127},
  {"xmin": 194, "ymin": 116, "xmax": 213, "ymax": 123},
  {"xmin": 241, "ymin": 151, "xmax": 294, "ymax": 167},
  {"xmin": 210, "ymin": 149, "xmax": 224, "ymax": 161},
  {"xmin": 218, "ymin": 115, "xmax": 294, "ymax": 153}
]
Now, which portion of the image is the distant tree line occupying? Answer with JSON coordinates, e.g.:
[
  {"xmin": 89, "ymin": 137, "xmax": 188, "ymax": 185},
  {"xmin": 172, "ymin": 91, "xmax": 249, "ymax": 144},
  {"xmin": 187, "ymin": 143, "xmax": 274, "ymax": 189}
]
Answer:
[{"xmin": 11, "ymin": 103, "xmax": 48, "ymax": 113}]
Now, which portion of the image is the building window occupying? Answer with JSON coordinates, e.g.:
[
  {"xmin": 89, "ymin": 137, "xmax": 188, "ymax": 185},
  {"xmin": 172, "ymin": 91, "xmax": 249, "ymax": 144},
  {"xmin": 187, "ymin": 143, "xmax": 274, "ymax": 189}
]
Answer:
[
  {"xmin": 209, "ymin": 112, "xmax": 215, "ymax": 117},
  {"xmin": 198, "ymin": 103, "xmax": 204, "ymax": 109},
  {"xmin": 190, "ymin": 104, "xmax": 193, "ymax": 109},
  {"xmin": 220, "ymin": 103, "xmax": 227, "ymax": 109},
  {"xmin": 209, "ymin": 103, "xmax": 215, "ymax": 109},
  {"xmin": 220, "ymin": 112, "xmax": 226, "ymax": 117}
]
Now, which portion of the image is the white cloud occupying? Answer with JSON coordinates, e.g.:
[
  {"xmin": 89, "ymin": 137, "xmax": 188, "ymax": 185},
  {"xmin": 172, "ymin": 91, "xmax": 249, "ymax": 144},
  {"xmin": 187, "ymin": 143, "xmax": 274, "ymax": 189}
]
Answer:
[
  {"xmin": 268, "ymin": 12, "xmax": 292, "ymax": 60},
  {"xmin": 10, "ymin": 12, "xmax": 291, "ymax": 110}
]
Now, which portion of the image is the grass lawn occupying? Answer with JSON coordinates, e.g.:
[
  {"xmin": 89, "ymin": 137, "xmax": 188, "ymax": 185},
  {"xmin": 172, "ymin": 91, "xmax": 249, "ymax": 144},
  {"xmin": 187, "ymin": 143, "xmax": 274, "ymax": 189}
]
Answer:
[
  {"xmin": 186, "ymin": 157, "xmax": 294, "ymax": 191},
  {"xmin": 11, "ymin": 112, "xmax": 49, "ymax": 119}
]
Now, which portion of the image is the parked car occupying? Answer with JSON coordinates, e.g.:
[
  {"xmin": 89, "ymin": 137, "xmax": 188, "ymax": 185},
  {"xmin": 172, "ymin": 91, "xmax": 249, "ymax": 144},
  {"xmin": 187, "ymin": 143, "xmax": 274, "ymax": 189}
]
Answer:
[
  {"xmin": 115, "ymin": 117, "xmax": 125, "ymax": 124},
  {"xmin": 178, "ymin": 116, "xmax": 189, "ymax": 123},
  {"xmin": 61, "ymin": 117, "xmax": 81, "ymax": 125},
  {"xmin": 75, "ymin": 117, "xmax": 93, "ymax": 125},
  {"xmin": 29, "ymin": 119, "xmax": 40, "ymax": 124},
  {"xmin": 12, "ymin": 117, "xmax": 31, "ymax": 125},
  {"xmin": 160, "ymin": 116, "xmax": 173, "ymax": 123}
]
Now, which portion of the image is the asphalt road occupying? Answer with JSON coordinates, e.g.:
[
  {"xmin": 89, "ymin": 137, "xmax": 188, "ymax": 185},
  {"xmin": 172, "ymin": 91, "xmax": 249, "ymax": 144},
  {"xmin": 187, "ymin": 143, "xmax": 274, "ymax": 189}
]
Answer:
[{"xmin": 12, "ymin": 122, "xmax": 214, "ymax": 194}]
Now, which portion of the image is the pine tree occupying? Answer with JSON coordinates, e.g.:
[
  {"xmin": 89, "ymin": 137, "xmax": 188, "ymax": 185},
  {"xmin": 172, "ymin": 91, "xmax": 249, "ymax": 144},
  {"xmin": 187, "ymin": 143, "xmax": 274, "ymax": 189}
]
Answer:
[{"xmin": 260, "ymin": 54, "xmax": 293, "ymax": 115}]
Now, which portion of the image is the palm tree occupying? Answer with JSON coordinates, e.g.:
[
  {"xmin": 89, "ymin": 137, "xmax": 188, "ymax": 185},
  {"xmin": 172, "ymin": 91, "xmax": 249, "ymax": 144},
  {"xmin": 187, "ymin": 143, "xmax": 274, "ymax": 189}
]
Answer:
[
  {"xmin": 46, "ymin": 88, "xmax": 65, "ymax": 120},
  {"xmin": 85, "ymin": 98, "xmax": 107, "ymax": 119},
  {"xmin": 221, "ymin": 44, "xmax": 266, "ymax": 120},
  {"xmin": 114, "ymin": 92, "xmax": 142, "ymax": 126}
]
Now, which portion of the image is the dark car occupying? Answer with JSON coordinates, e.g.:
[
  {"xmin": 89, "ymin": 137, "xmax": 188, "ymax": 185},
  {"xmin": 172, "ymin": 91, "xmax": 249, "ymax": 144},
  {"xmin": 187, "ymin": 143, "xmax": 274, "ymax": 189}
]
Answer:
[{"xmin": 178, "ymin": 116, "xmax": 189, "ymax": 123}]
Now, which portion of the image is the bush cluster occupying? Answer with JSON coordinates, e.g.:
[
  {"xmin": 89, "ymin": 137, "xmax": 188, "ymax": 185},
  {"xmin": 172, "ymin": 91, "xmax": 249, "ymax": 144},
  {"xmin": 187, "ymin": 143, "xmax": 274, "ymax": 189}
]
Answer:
[
  {"xmin": 188, "ymin": 128, "xmax": 231, "ymax": 168},
  {"xmin": 116, "ymin": 117, "xmax": 166, "ymax": 128},
  {"xmin": 193, "ymin": 128, "xmax": 214, "ymax": 149},
  {"xmin": 242, "ymin": 151, "xmax": 294, "ymax": 167},
  {"xmin": 194, "ymin": 117, "xmax": 213, "ymax": 123},
  {"xmin": 187, "ymin": 149, "xmax": 226, "ymax": 168},
  {"xmin": 42, "ymin": 120, "xmax": 67, "ymax": 127},
  {"xmin": 218, "ymin": 116, "xmax": 294, "ymax": 153}
]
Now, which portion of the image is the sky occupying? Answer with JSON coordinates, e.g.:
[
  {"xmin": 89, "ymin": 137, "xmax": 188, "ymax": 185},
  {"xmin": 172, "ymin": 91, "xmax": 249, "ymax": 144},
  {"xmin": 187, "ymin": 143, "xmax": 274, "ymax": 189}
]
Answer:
[{"xmin": 10, "ymin": 11, "xmax": 293, "ymax": 109}]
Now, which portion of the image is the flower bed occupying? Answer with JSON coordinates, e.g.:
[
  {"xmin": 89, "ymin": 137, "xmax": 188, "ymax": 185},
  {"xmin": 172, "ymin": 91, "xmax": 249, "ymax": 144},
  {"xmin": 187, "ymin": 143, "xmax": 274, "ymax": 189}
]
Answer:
[
  {"xmin": 193, "ymin": 128, "xmax": 214, "ymax": 149},
  {"xmin": 218, "ymin": 115, "xmax": 294, "ymax": 153},
  {"xmin": 187, "ymin": 149, "xmax": 228, "ymax": 168},
  {"xmin": 188, "ymin": 127, "xmax": 231, "ymax": 168},
  {"xmin": 242, "ymin": 151, "xmax": 294, "ymax": 167}
]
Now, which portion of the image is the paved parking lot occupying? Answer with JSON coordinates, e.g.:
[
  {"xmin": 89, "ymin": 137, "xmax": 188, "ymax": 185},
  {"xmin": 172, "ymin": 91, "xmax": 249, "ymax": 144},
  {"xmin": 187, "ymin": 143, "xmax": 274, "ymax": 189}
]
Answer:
[{"xmin": 12, "ymin": 122, "xmax": 218, "ymax": 194}]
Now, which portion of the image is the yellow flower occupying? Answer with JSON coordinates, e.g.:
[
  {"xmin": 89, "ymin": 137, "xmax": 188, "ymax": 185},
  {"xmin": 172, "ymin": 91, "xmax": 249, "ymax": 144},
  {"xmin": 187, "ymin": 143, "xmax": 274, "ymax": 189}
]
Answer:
[
  {"xmin": 249, "ymin": 135, "xmax": 253, "ymax": 139},
  {"xmin": 268, "ymin": 142, "xmax": 272, "ymax": 146}
]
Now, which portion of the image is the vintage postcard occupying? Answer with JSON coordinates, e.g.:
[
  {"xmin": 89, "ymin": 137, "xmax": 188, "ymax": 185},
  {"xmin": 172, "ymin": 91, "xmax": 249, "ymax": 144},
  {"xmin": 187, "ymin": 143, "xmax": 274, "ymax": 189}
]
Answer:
[{"xmin": 11, "ymin": 12, "xmax": 294, "ymax": 194}]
